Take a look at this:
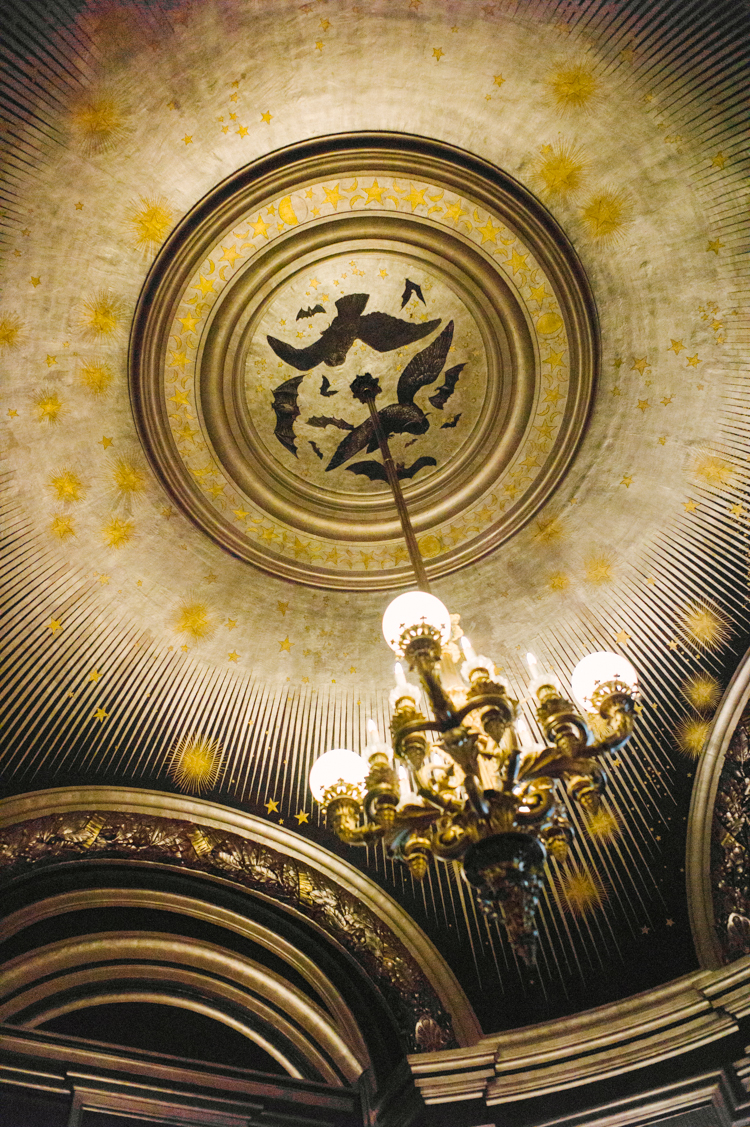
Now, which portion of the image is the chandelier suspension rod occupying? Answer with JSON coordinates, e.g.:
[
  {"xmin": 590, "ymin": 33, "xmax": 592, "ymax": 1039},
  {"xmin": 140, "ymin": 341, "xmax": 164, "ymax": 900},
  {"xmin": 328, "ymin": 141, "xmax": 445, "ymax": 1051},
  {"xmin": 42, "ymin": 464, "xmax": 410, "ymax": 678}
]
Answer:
[{"xmin": 362, "ymin": 393, "xmax": 432, "ymax": 594}]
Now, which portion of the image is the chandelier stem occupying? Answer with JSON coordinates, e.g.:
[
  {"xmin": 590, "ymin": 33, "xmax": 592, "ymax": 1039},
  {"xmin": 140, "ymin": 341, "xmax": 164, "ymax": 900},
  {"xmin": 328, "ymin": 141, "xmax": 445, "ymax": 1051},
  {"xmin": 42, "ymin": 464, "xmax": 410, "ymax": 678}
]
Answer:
[{"xmin": 364, "ymin": 397, "xmax": 431, "ymax": 593}]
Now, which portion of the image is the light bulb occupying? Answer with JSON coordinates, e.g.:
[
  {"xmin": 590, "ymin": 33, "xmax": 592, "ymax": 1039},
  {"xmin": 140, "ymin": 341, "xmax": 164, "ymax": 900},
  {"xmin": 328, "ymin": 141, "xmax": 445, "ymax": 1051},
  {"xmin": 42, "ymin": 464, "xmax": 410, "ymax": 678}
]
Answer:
[
  {"xmin": 309, "ymin": 747, "xmax": 367, "ymax": 803},
  {"xmin": 366, "ymin": 718, "xmax": 379, "ymax": 740},
  {"xmin": 461, "ymin": 635, "xmax": 477, "ymax": 662},
  {"xmin": 526, "ymin": 652, "xmax": 538, "ymax": 672},
  {"xmin": 382, "ymin": 591, "xmax": 452, "ymax": 654},
  {"xmin": 571, "ymin": 651, "xmax": 638, "ymax": 712},
  {"xmin": 394, "ymin": 661, "xmax": 407, "ymax": 686}
]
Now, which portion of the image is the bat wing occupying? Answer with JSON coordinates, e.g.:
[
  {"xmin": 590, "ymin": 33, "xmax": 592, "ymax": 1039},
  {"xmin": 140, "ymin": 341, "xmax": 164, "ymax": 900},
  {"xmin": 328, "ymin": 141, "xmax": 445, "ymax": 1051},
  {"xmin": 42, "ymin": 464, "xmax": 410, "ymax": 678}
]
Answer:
[
  {"xmin": 397, "ymin": 321, "xmax": 454, "ymax": 404},
  {"xmin": 271, "ymin": 375, "xmax": 304, "ymax": 457},
  {"xmin": 357, "ymin": 312, "xmax": 441, "ymax": 353},
  {"xmin": 345, "ymin": 459, "xmax": 389, "ymax": 483},
  {"xmin": 397, "ymin": 455, "xmax": 437, "ymax": 480},
  {"xmin": 428, "ymin": 362, "xmax": 465, "ymax": 410},
  {"xmin": 440, "ymin": 413, "xmax": 462, "ymax": 429},
  {"xmin": 306, "ymin": 415, "xmax": 354, "ymax": 430},
  {"xmin": 266, "ymin": 331, "xmax": 330, "ymax": 371},
  {"xmin": 400, "ymin": 279, "xmax": 426, "ymax": 308},
  {"xmin": 326, "ymin": 416, "xmax": 377, "ymax": 471},
  {"xmin": 320, "ymin": 375, "xmax": 338, "ymax": 397},
  {"xmin": 296, "ymin": 303, "xmax": 326, "ymax": 320}
]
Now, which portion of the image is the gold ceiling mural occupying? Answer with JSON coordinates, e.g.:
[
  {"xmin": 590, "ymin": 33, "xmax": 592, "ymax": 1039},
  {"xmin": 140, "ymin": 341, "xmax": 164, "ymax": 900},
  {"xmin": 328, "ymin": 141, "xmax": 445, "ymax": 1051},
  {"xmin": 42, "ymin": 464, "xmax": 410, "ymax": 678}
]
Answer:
[{"xmin": 0, "ymin": 0, "xmax": 747, "ymax": 1032}]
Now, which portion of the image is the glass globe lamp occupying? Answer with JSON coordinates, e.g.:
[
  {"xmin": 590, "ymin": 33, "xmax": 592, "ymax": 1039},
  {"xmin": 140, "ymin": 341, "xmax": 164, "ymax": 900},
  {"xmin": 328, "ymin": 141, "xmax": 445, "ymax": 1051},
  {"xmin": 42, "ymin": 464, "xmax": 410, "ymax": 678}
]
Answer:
[
  {"xmin": 571, "ymin": 650, "xmax": 638, "ymax": 713},
  {"xmin": 382, "ymin": 591, "xmax": 452, "ymax": 654},
  {"xmin": 309, "ymin": 747, "xmax": 367, "ymax": 804}
]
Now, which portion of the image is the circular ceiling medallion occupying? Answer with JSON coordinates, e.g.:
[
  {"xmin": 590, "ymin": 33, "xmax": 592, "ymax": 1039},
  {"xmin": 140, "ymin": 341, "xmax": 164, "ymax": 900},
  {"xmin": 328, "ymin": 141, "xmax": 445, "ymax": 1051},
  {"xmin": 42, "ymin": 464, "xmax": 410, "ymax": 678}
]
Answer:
[{"xmin": 130, "ymin": 134, "xmax": 598, "ymax": 589}]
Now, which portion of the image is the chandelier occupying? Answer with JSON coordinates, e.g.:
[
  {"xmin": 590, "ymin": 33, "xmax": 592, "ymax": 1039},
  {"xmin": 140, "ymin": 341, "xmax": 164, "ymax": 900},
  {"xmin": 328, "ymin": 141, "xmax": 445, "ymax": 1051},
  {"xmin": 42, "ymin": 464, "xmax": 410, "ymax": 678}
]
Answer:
[{"xmin": 308, "ymin": 375, "xmax": 639, "ymax": 963}]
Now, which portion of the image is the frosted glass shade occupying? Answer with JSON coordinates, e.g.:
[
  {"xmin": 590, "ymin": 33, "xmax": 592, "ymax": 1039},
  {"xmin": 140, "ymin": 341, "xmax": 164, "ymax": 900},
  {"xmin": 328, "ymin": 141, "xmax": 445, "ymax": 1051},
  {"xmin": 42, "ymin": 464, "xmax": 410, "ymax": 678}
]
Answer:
[
  {"xmin": 309, "ymin": 748, "xmax": 367, "ymax": 803},
  {"xmin": 571, "ymin": 651, "xmax": 638, "ymax": 712},
  {"xmin": 382, "ymin": 591, "xmax": 452, "ymax": 654}
]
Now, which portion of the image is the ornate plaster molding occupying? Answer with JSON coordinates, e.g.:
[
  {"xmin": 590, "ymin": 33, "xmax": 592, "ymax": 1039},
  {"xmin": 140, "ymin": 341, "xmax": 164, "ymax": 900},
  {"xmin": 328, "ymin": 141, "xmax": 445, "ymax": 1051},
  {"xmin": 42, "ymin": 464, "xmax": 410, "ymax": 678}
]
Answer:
[{"xmin": 0, "ymin": 786, "xmax": 481, "ymax": 1051}]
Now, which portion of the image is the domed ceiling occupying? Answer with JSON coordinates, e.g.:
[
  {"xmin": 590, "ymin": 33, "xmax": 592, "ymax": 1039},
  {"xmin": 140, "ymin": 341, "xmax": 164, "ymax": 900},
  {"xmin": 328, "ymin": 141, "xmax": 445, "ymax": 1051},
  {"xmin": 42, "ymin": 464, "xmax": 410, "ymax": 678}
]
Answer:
[{"xmin": 0, "ymin": 0, "xmax": 748, "ymax": 1034}]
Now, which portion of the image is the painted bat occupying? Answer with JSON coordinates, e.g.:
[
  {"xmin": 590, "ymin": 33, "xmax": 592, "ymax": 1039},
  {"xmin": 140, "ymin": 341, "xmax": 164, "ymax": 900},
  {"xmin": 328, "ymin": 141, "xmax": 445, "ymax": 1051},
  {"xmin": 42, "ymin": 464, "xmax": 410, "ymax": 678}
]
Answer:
[
  {"xmin": 296, "ymin": 304, "xmax": 326, "ymax": 320},
  {"xmin": 320, "ymin": 375, "xmax": 338, "ymax": 397},
  {"xmin": 441, "ymin": 413, "xmax": 462, "ymax": 429},
  {"xmin": 307, "ymin": 415, "xmax": 354, "ymax": 430},
  {"xmin": 270, "ymin": 375, "xmax": 303, "ymax": 457},
  {"xmin": 345, "ymin": 455, "xmax": 437, "ymax": 482},
  {"xmin": 401, "ymin": 278, "xmax": 426, "ymax": 308},
  {"xmin": 429, "ymin": 363, "xmax": 465, "ymax": 410}
]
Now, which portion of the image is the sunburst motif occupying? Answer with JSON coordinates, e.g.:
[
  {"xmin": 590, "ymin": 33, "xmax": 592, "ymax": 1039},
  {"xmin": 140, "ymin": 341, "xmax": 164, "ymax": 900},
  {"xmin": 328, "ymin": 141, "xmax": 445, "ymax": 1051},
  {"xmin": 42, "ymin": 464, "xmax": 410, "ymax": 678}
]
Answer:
[
  {"xmin": 681, "ymin": 600, "xmax": 730, "ymax": 650},
  {"xmin": 0, "ymin": 313, "xmax": 24, "ymax": 349},
  {"xmin": 558, "ymin": 870, "xmax": 606, "ymax": 916},
  {"xmin": 694, "ymin": 452, "xmax": 733, "ymax": 488},
  {"xmin": 79, "ymin": 358, "xmax": 113, "ymax": 395},
  {"xmin": 549, "ymin": 571, "xmax": 570, "ymax": 592},
  {"xmin": 676, "ymin": 717, "xmax": 710, "ymax": 757},
  {"xmin": 584, "ymin": 555, "xmax": 613, "ymax": 584},
  {"xmin": 112, "ymin": 457, "xmax": 146, "ymax": 496},
  {"xmin": 34, "ymin": 389, "xmax": 63, "ymax": 423},
  {"xmin": 176, "ymin": 601, "xmax": 214, "ymax": 639},
  {"xmin": 127, "ymin": 195, "xmax": 174, "ymax": 253},
  {"xmin": 579, "ymin": 187, "xmax": 633, "ymax": 242},
  {"xmin": 49, "ymin": 469, "xmax": 85, "ymax": 503},
  {"xmin": 586, "ymin": 808, "xmax": 622, "ymax": 841},
  {"xmin": 70, "ymin": 94, "xmax": 128, "ymax": 154},
  {"xmin": 78, "ymin": 290, "xmax": 127, "ymax": 339},
  {"xmin": 537, "ymin": 141, "xmax": 588, "ymax": 196},
  {"xmin": 683, "ymin": 672, "xmax": 721, "ymax": 713},
  {"xmin": 102, "ymin": 516, "xmax": 134, "ymax": 548},
  {"xmin": 168, "ymin": 733, "xmax": 223, "ymax": 794},
  {"xmin": 548, "ymin": 64, "xmax": 598, "ymax": 111}
]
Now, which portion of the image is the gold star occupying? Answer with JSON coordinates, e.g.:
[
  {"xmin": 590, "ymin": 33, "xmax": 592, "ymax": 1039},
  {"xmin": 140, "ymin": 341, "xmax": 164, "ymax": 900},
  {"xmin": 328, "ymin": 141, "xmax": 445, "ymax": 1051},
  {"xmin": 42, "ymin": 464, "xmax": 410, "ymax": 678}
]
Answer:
[
  {"xmin": 167, "ymin": 100, "xmax": 176, "ymax": 110},
  {"xmin": 170, "ymin": 351, "xmax": 187, "ymax": 368},
  {"xmin": 508, "ymin": 249, "xmax": 528, "ymax": 274},
  {"xmin": 47, "ymin": 618, "xmax": 62, "ymax": 634},
  {"xmin": 404, "ymin": 184, "xmax": 427, "ymax": 211},
  {"xmin": 196, "ymin": 274, "xmax": 214, "ymax": 296},
  {"xmin": 658, "ymin": 435, "xmax": 667, "ymax": 444},
  {"xmin": 668, "ymin": 639, "xmax": 679, "ymax": 649},
  {"xmin": 661, "ymin": 396, "xmax": 672, "ymax": 406},
  {"xmin": 611, "ymin": 386, "xmax": 621, "ymax": 396},
  {"xmin": 180, "ymin": 644, "xmax": 189, "ymax": 652},
  {"xmin": 46, "ymin": 354, "xmax": 57, "ymax": 366},
  {"xmin": 477, "ymin": 216, "xmax": 500, "ymax": 243},
  {"xmin": 364, "ymin": 179, "xmax": 385, "ymax": 204},
  {"xmin": 631, "ymin": 357, "xmax": 650, "ymax": 375},
  {"xmin": 493, "ymin": 74, "xmax": 505, "ymax": 86},
  {"xmin": 265, "ymin": 799, "xmax": 279, "ymax": 814},
  {"xmin": 169, "ymin": 389, "xmax": 189, "ymax": 405},
  {"xmin": 75, "ymin": 201, "xmax": 83, "ymax": 209},
  {"xmin": 178, "ymin": 312, "xmax": 198, "ymax": 332},
  {"xmin": 226, "ymin": 619, "xmax": 237, "ymax": 629},
  {"xmin": 668, "ymin": 339, "xmax": 685, "ymax": 354},
  {"xmin": 294, "ymin": 811, "xmax": 310, "ymax": 824},
  {"xmin": 444, "ymin": 199, "xmax": 466, "ymax": 224},
  {"xmin": 323, "ymin": 184, "xmax": 342, "ymax": 209},
  {"xmin": 232, "ymin": 508, "xmax": 248, "ymax": 521},
  {"xmin": 220, "ymin": 244, "xmax": 240, "ymax": 266},
  {"xmin": 261, "ymin": 111, "xmax": 272, "ymax": 123},
  {"xmin": 686, "ymin": 353, "xmax": 700, "ymax": 367},
  {"xmin": 279, "ymin": 636, "xmax": 294, "ymax": 651},
  {"xmin": 278, "ymin": 601, "xmax": 288, "ymax": 615},
  {"xmin": 182, "ymin": 135, "xmax": 193, "ymax": 145},
  {"xmin": 646, "ymin": 576, "xmax": 656, "ymax": 586},
  {"xmin": 30, "ymin": 276, "xmax": 40, "ymax": 287},
  {"xmin": 94, "ymin": 708, "xmax": 108, "ymax": 722},
  {"xmin": 228, "ymin": 651, "xmax": 239, "ymax": 662},
  {"xmin": 350, "ymin": 665, "xmax": 356, "ymax": 674},
  {"xmin": 707, "ymin": 239, "xmax": 724, "ymax": 254},
  {"xmin": 636, "ymin": 399, "xmax": 650, "ymax": 411},
  {"xmin": 544, "ymin": 349, "xmax": 564, "ymax": 369},
  {"xmin": 320, "ymin": 16, "xmax": 329, "ymax": 29},
  {"xmin": 711, "ymin": 152, "xmax": 725, "ymax": 169},
  {"xmin": 543, "ymin": 387, "xmax": 562, "ymax": 405},
  {"xmin": 315, "ymin": 40, "xmax": 324, "ymax": 50},
  {"xmin": 615, "ymin": 629, "xmax": 631, "ymax": 645},
  {"xmin": 230, "ymin": 93, "xmax": 238, "ymax": 103},
  {"xmin": 98, "ymin": 575, "xmax": 110, "ymax": 585},
  {"xmin": 620, "ymin": 474, "xmax": 633, "ymax": 487},
  {"xmin": 236, "ymin": 124, "xmax": 248, "ymax": 137},
  {"xmin": 7, "ymin": 408, "xmax": 18, "ymax": 417},
  {"xmin": 730, "ymin": 503, "xmax": 744, "ymax": 517},
  {"xmin": 683, "ymin": 499, "xmax": 698, "ymax": 513},
  {"xmin": 252, "ymin": 213, "xmax": 269, "ymax": 239},
  {"xmin": 88, "ymin": 669, "xmax": 101, "ymax": 682},
  {"xmin": 433, "ymin": 47, "xmax": 445, "ymax": 60},
  {"xmin": 221, "ymin": 125, "xmax": 229, "ymax": 134},
  {"xmin": 204, "ymin": 572, "xmax": 217, "ymax": 583}
]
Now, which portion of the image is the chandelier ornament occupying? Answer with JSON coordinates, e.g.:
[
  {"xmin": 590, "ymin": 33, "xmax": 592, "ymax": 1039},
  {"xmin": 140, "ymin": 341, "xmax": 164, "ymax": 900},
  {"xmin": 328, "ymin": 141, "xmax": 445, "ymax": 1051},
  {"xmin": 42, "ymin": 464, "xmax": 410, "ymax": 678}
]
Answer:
[{"xmin": 309, "ymin": 375, "xmax": 639, "ymax": 963}]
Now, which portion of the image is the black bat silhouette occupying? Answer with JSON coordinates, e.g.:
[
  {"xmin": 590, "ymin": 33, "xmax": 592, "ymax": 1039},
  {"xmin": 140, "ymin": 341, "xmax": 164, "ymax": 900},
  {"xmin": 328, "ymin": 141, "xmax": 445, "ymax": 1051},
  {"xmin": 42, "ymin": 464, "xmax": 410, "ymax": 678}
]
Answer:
[
  {"xmin": 320, "ymin": 375, "xmax": 338, "ymax": 397},
  {"xmin": 345, "ymin": 455, "xmax": 437, "ymax": 482},
  {"xmin": 267, "ymin": 293, "xmax": 441, "ymax": 371},
  {"xmin": 271, "ymin": 375, "xmax": 303, "ymax": 457},
  {"xmin": 327, "ymin": 321, "xmax": 454, "ymax": 471},
  {"xmin": 441, "ymin": 413, "xmax": 462, "ymax": 429},
  {"xmin": 307, "ymin": 415, "xmax": 354, "ymax": 430},
  {"xmin": 296, "ymin": 304, "xmax": 325, "ymax": 320},
  {"xmin": 309, "ymin": 440, "xmax": 324, "ymax": 459},
  {"xmin": 429, "ymin": 362, "xmax": 465, "ymax": 410},
  {"xmin": 401, "ymin": 278, "xmax": 426, "ymax": 308}
]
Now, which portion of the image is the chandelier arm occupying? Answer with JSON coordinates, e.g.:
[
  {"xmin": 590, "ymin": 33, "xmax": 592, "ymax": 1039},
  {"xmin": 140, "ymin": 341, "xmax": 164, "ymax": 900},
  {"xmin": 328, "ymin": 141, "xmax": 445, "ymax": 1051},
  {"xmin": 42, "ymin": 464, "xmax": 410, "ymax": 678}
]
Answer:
[
  {"xmin": 452, "ymin": 694, "xmax": 516, "ymax": 726},
  {"xmin": 393, "ymin": 718, "xmax": 442, "ymax": 758},
  {"xmin": 362, "ymin": 396, "xmax": 432, "ymax": 593},
  {"xmin": 410, "ymin": 646, "xmax": 457, "ymax": 725}
]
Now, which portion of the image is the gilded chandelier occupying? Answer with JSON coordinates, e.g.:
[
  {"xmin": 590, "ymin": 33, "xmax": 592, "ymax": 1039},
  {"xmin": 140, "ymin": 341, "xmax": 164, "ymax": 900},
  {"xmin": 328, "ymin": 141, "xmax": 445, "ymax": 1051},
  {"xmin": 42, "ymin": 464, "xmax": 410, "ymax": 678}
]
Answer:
[{"xmin": 308, "ymin": 376, "xmax": 639, "ymax": 963}]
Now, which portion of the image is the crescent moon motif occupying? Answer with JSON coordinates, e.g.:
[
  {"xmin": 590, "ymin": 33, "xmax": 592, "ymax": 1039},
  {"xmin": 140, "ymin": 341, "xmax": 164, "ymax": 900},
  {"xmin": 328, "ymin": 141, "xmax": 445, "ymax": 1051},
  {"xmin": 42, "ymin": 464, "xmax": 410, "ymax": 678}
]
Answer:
[
  {"xmin": 344, "ymin": 178, "xmax": 358, "ymax": 192},
  {"xmin": 278, "ymin": 196, "xmax": 299, "ymax": 226}
]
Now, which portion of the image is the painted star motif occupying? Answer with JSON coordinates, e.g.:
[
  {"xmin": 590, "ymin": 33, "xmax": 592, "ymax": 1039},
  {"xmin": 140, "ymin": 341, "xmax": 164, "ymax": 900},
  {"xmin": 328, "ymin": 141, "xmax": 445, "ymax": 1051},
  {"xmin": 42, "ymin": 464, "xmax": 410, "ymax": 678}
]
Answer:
[
  {"xmin": 646, "ymin": 576, "xmax": 656, "ymax": 586},
  {"xmin": 228, "ymin": 651, "xmax": 239, "ymax": 662},
  {"xmin": 94, "ymin": 708, "xmax": 108, "ymax": 722},
  {"xmin": 196, "ymin": 274, "xmax": 214, "ymax": 295},
  {"xmin": 265, "ymin": 799, "xmax": 279, "ymax": 813},
  {"xmin": 508, "ymin": 249, "xmax": 528, "ymax": 274},
  {"xmin": 544, "ymin": 349, "xmax": 564, "ymax": 369},
  {"xmin": 615, "ymin": 629, "xmax": 631, "ymax": 645},
  {"xmin": 295, "ymin": 811, "xmax": 310, "ymax": 824},
  {"xmin": 178, "ymin": 312, "xmax": 198, "ymax": 332},
  {"xmin": 668, "ymin": 339, "xmax": 685, "ymax": 354},
  {"xmin": 661, "ymin": 396, "xmax": 672, "ymax": 406},
  {"xmin": 636, "ymin": 399, "xmax": 650, "ymax": 411},
  {"xmin": 493, "ymin": 74, "xmax": 505, "ymax": 86},
  {"xmin": 75, "ymin": 201, "xmax": 83, "ymax": 209},
  {"xmin": 170, "ymin": 390, "xmax": 189, "ymax": 405},
  {"xmin": 7, "ymin": 408, "xmax": 18, "ymax": 417},
  {"xmin": 278, "ymin": 601, "xmax": 288, "ymax": 615},
  {"xmin": 658, "ymin": 435, "xmax": 667, "ymax": 445},
  {"xmin": 730, "ymin": 503, "xmax": 744, "ymax": 517},
  {"xmin": 711, "ymin": 153, "xmax": 725, "ymax": 168},
  {"xmin": 236, "ymin": 124, "xmax": 248, "ymax": 137},
  {"xmin": 477, "ymin": 216, "xmax": 500, "ymax": 243},
  {"xmin": 631, "ymin": 357, "xmax": 650, "ymax": 375},
  {"xmin": 46, "ymin": 354, "xmax": 56, "ymax": 366},
  {"xmin": 404, "ymin": 184, "xmax": 427, "ymax": 211},
  {"xmin": 315, "ymin": 40, "xmax": 324, "ymax": 51},
  {"xmin": 88, "ymin": 669, "xmax": 101, "ymax": 682},
  {"xmin": 686, "ymin": 354, "xmax": 700, "ymax": 367},
  {"xmin": 220, "ymin": 244, "xmax": 240, "ymax": 266},
  {"xmin": 433, "ymin": 47, "xmax": 445, "ymax": 61},
  {"xmin": 683, "ymin": 499, "xmax": 698, "ymax": 513},
  {"xmin": 232, "ymin": 508, "xmax": 248, "ymax": 521},
  {"xmin": 47, "ymin": 618, "xmax": 62, "ymax": 634},
  {"xmin": 323, "ymin": 184, "xmax": 342, "ymax": 209},
  {"xmin": 279, "ymin": 636, "xmax": 294, "ymax": 652},
  {"xmin": 611, "ymin": 386, "xmax": 621, "ymax": 396},
  {"xmin": 364, "ymin": 179, "xmax": 385, "ymax": 204},
  {"xmin": 261, "ymin": 111, "xmax": 272, "ymax": 123},
  {"xmin": 182, "ymin": 135, "xmax": 193, "ymax": 145},
  {"xmin": 30, "ymin": 276, "xmax": 40, "ymax": 287},
  {"xmin": 620, "ymin": 474, "xmax": 633, "ymax": 487},
  {"xmin": 252, "ymin": 214, "xmax": 269, "ymax": 239},
  {"xmin": 707, "ymin": 239, "xmax": 724, "ymax": 254}
]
